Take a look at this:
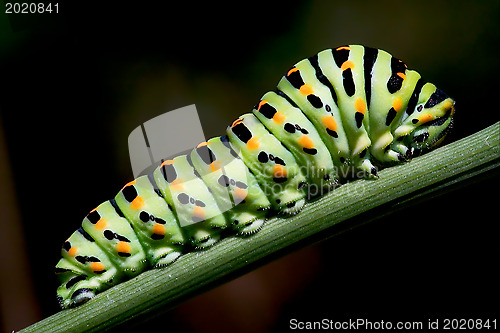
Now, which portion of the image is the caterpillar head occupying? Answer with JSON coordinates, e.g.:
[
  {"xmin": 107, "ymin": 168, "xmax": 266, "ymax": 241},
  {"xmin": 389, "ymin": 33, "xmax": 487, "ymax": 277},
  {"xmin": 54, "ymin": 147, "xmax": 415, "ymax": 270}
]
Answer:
[
  {"xmin": 395, "ymin": 85, "xmax": 455, "ymax": 157},
  {"xmin": 407, "ymin": 92, "xmax": 455, "ymax": 156},
  {"xmin": 409, "ymin": 109, "xmax": 454, "ymax": 157}
]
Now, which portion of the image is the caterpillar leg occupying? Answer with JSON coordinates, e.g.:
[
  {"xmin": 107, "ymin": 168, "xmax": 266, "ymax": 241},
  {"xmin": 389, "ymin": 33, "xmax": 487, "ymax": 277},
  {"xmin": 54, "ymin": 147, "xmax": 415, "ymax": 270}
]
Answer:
[
  {"xmin": 56, "ymin": 258, "xmax": 113, "ymax": 309},
  {"xmin": 280, "ymin": 198, "xmax": 306, "ymax": 215},
  {"xmin": 152, "ymin": 246, "xmax": 183, "ymax": 268},
  {"xmin": 353, "ymin": 144, "xmax": 378, "ymax": 179},
  {"xmin": 184, "ymin": 227, "xmax": 221, "ymax": 248},
  {"xmin": 389, "ymin": 142, "xmax": 411, "ymax": 161},
  {"xmin": 233, "ymin": 217, "xmax": 266, "ymax": 235},
  {"xmin": 355, "ymin": 157, "xmax": 378, "ymax": 178},
  {"xmin": 68, "ymin": 288, "xmax": 95, "ymax": 308}
]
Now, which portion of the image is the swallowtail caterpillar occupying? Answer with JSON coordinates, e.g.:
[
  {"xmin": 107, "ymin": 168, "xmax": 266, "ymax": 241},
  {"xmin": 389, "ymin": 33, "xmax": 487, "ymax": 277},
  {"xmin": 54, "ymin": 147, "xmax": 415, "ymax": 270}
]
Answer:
[{"xmin": 55, "ymin": 45, "xmax": 455, "ymax": 309}]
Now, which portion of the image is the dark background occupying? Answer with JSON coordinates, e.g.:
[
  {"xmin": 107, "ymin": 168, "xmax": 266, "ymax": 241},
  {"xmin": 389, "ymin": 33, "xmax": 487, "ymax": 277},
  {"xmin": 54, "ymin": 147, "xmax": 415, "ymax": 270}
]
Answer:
[{"xmin": 0, "ymin": 1, "xmax": 498, "ymax": 332}]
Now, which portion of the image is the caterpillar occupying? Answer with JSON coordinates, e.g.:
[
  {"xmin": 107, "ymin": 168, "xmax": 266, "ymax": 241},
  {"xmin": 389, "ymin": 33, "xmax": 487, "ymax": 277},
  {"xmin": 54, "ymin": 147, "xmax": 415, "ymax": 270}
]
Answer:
[{"xmin": 55, "ymin": 45, "xmax": 455, "ymax": 309}]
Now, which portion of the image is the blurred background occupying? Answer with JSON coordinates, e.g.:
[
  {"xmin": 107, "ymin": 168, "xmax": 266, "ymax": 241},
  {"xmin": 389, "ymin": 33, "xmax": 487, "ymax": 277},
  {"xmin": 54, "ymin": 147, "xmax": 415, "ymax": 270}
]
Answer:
[{"xmin": 0, "ymin": 1, "xmax": 498, "ymax": 332}]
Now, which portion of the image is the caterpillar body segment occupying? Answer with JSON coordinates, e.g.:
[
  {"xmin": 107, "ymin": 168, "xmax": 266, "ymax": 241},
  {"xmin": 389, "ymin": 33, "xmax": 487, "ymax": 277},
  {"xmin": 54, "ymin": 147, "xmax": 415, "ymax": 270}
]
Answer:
[
  {"xmin": 153, "ymin": 156, "xmax": 229, "ymax": 248},
  {"xmin": 115, "ymin": 175, "xmax": 186, "ymax": 267},
  {"xmin": 253, "ymin": 91, "xmax": 337, "ymax": 190},
  {"xmin": 277, "ymin": 53, "xmax": 352, "ymax": 169},
  {"xmin": 226, "ymin": 113, "xmax": 308, "ymax": 213},
  {"xmin": 315, "ymin": 46, "xmax": 375, "ymax": 175},
  {"xmin": 190, "ymin": 137, "xmax": 271, "ymax": 235},
  {"xmin": 56, "ymin": 45, "xmax": 455, "ymax": 309},
  {"xmin": 81, "ymin": 201, "xmax": 147, "ymax": 275}
]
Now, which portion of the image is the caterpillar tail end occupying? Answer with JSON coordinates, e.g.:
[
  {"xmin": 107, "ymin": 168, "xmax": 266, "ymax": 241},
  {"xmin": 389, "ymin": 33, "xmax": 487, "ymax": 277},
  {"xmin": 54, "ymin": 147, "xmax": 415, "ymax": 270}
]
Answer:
[
  {"xmin": 58, "ymin": 287, "xmax": 96, "ymax": 309},
  {"xmin": 68, "ymin": 288, "xmax": 96, "ymax": 308}
]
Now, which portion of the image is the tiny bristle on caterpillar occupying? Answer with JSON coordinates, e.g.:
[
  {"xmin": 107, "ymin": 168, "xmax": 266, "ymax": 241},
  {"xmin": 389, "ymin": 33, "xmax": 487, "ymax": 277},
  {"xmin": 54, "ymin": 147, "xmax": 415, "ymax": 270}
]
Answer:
[{"xmin": 56, "ymin": 45, "xmax": 455, "ymax": 309}]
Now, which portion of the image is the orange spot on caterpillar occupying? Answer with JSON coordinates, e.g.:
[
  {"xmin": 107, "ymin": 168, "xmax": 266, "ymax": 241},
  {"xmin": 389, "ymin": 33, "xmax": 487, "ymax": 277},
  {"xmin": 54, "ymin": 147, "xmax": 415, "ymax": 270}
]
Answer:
[
  {"xmin": 95, "ymin": 219, "xmax": 107, "ymax": 230},
  {"xmin": 341, "ymin": 60, "xmax": 355, "ymax": 71},
  {"xmin": 298, "ymin": 135, "xmax": 314, "ymax": 149},
  {"xmin": 210, "ymin": 161, "xmax": 221, "ymax": 172},
  {"xmin": 322, "ymin": 115, "xmax": 337, "ymax": 131},
  {"xmin": 299, "ymin": 84, "xmax": 314, "ymax": 95},
  {"xmin": 336, "ymin": 46, "xmax": 351, "ymax": 51},
  {"xmin": 231, "ymin": 118, "xmax": 243, "ymax": 128},
  {"xmin": 393, "ymin": 97, "xmax": 403, "ymax": 112},
  {"xmin": 68, "ymin": 247, "xmax": 77, "ymax": 256},
  {"xmin": 247, "ymin": 137, "xmax": 260, "ymax": 150},
  {"xmin": 287, "ymin": 67, "xmax": 298, "ymax": 76},
  {"xmin": 354, "ymin": 98, "xmax": 366, "ymax": 114},
  {"xmin": 419, "ymin": 114, "xmax": 433, "ymax": 123},
  {"xmin": 273, "ymin": 164, "xmax": 287, "ymax": 179},
  {"xmin": 116, "ymin": 241, "xmax": 131, "ymax": 254},
  {"xmin": 197, "ymin": 141, "xmax": 209, "ymax": 148},
  {"xmin": 152, "ymin": 223, "xmax": 165, "ymax": 236},
  {"xmin": 124, "ymin": 180, "xmax": 136, "ymax": 188},
  {"xmin": 233, "ymin": 187, "xmax": 247, "ymax": 201},
  {"xmin": 170, "ymin": 178, "xmax": 184, "ymax": 191},
  {"xmin": 130, "ymin": 196, "xmax": 145, "ymax": 210},
  {"xmin": 192, "ymin": 206, "xmax": 206, "ymax": 219},
  {"xmin": 397, "ymin": 72, "xmax": 406, "ymax": 80},
  {"xmin": 90, "ymin": 262, "xmax": 105, "ymax": 272},
  {"xmin": 442, "ymin": 100, "xmax": 453, "ymax": 110},
  {"xmin": 160, "ymin": 160, "xmax": 174, "ymax": 167},
  {"xmin": 257, "ymin": 100, "xmax": 268, "ymax": 110},
  {"xmin": 273, "ymin": 111, "xmax": 285, "ymax": 124}
]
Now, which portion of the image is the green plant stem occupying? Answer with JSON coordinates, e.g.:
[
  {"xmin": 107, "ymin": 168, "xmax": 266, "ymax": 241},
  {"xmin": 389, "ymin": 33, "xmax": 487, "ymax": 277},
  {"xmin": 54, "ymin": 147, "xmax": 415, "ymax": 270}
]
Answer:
[{"xmin": 19, "ymin": 122, "xmax": 499, "ymax": 333}]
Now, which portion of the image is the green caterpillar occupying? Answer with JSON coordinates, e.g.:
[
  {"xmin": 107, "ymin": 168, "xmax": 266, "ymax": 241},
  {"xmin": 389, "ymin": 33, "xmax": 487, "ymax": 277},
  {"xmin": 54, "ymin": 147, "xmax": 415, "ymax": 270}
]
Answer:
[{"xmin": 55, "ymin": 45, "xmax": 455, "ymax": 309}]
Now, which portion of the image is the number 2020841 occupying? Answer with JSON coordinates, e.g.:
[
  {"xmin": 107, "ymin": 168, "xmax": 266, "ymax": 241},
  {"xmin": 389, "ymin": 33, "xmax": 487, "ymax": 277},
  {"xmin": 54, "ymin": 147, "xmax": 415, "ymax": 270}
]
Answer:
[{"xmin": 5, "ymin": 3, "xmax": 58, "ymax": 14}]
